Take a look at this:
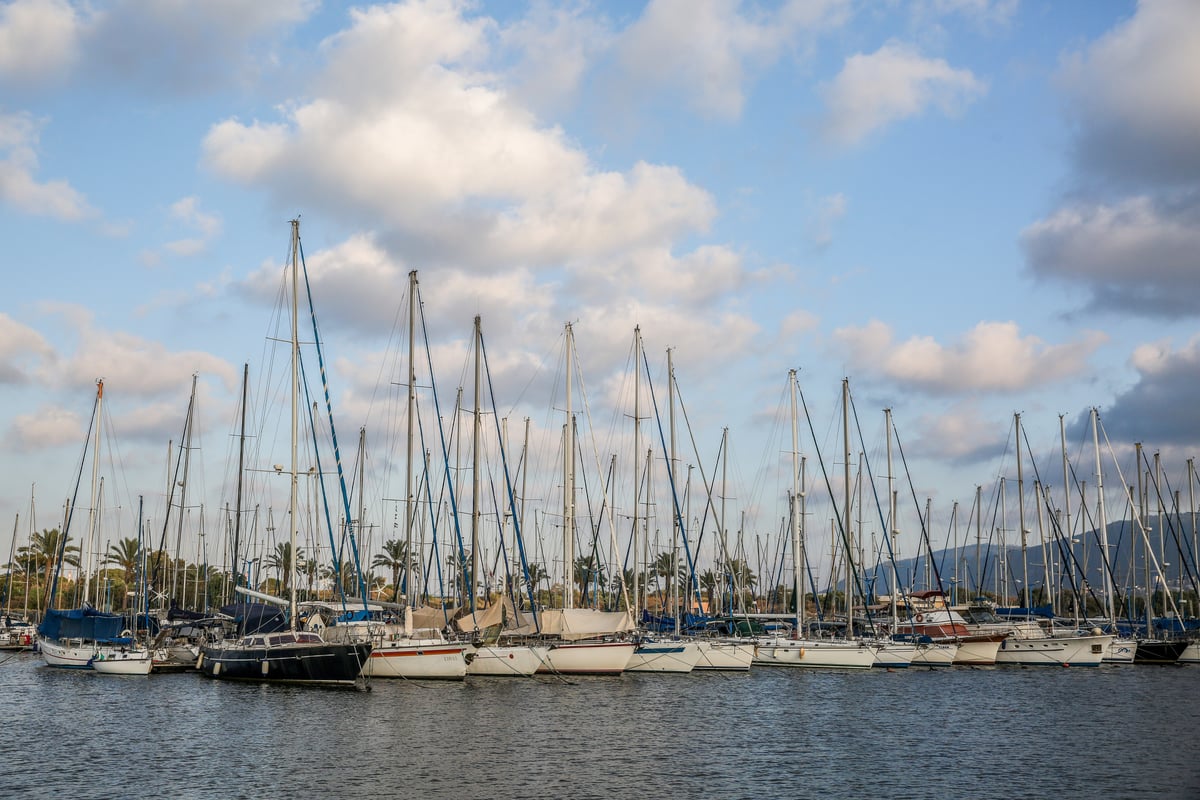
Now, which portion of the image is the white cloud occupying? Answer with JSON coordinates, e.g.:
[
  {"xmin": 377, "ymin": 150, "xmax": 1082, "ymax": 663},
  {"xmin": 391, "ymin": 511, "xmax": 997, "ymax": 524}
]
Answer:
[
  {"xmin": 500, "ymin": 1, "xmax": 612, "ymax": 114},
  {"xmin": 909, "ymin": 400, "xmax": 1007, "ymax": 463},
  {"xmin": 203, "ymin": 2, "xmax": 716, "ymax": 272},
  {"xmin": 1057, "ymin": 0, "xmax": 1200, "ymax": 186},
  {"xmin": 1021, "ymin": 195, "xmax": 1200, "ymax": 316},
  {"xmin": 0, "ymin": 0, "xmax": 83, "ymax": 84},
  {"xmin": 0, "ymin": 312, "xmax": 55, "ymax": 384},
  {"xmin": 833, "ymin": 320, "xmax": 1107, "ymax": 394},
  {"xmin": 0, "ymin": 109, "xmax": 94, "ymax": 220},
  {"xmin": 616, "ymin": 0, "xmax": 850, "ymax": 119},
  {"xmin": 820, "ymin": 41, "xmax": 986, "ymax": 146},
  {"xmin": 5, "ymin": 403, "xmax": 85, "ymax": 451}
]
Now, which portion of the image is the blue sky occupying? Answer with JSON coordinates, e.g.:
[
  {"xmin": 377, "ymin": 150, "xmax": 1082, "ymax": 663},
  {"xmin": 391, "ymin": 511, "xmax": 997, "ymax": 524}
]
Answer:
[{"xmin": 2, "ymin": 0, "xmax": 1198, "ymax": 591}]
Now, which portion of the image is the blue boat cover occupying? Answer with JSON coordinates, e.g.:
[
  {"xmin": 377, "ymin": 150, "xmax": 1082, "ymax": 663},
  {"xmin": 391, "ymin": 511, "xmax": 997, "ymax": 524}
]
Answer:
[
  {"xmin": 218, "ymin": 602, "xmax": 287, "ymax": 636},
  {"xmin": 37, "ymin": 606, "xmax": 126, "ymax": 642}
]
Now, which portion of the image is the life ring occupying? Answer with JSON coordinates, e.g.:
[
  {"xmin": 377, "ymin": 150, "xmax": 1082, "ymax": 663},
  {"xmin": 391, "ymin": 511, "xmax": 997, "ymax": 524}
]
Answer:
[{"xmin": 915, "ymin": 614, "xmax": 925, "ymax": 622}]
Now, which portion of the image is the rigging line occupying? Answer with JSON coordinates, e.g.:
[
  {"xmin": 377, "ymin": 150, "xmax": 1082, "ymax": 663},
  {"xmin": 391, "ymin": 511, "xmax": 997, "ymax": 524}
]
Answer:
[
  {"xmin": 673, "ymin": 377, "xmax": 733, "ymax": 583},
  {"xmin": 1096, "ymin": 420, "xmax": 1183, "ymax": 620},
  {"xmin": 45, "ymin": 385, "xmax": 99, "ymax": 613},
  {"xmin": 479, "ymin": 331, "xmax": 540, "ymax": 626},
  {"xmin": 416, "ymin": 286, "xmax": 469, "ymax": 620},
  {"xmin": 640, "ymin": 348, "xmax": 704, "ymax": 616},
  {"xmin": 299, "ymin": 239, "xmax": 367, "ymax": 612},
  {"xmin": 795, "ymin": 379, "xmax": 872, "ymax": 616}
]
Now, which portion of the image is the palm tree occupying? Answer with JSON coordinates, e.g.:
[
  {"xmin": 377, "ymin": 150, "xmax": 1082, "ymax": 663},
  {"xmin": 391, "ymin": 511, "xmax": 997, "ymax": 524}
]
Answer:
[
  {"xmin": 18, "ymin": 528, "xmax": 79, "ymax": 595},
  {"xmin": 574, "ymin": 554, "xmax": 604, "ymax": 605},
  {"xmin": 698, "ymin": 569, "xmax": 718, "ymax": 613},
  {"xmin": 523, "ymin": 562, "xmax": 550, "ymax": 606},
  {"xmin": 726, "ymin": 558, "xmax": 757, "ymax": 612},
  {"xmin": 267, "ymin": 542, "xmax": 305, "ymax": 594},
  {"xmin": 105, "ymin": 537, "xmax": 141, "ymax": 586},
  {"xmin": 372, "ymin": 539, "xmax": 412, "ymax": 602}
]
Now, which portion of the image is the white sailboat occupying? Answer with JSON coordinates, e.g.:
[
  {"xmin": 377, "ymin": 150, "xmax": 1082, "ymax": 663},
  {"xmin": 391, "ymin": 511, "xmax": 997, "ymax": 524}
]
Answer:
[{"xmin": 753, "ymin": 373, "xmax": 876, "ymax": 671}]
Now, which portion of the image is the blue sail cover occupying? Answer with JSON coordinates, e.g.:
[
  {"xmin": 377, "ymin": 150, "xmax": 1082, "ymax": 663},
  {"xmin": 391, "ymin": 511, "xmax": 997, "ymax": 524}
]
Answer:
[
  {"xmin": 38, "ymin": 606, "xmax": 126, "ymax": 642},
  {"xmin": 219, "ymin": 603, "xmax": 287, "ymax": 636}
]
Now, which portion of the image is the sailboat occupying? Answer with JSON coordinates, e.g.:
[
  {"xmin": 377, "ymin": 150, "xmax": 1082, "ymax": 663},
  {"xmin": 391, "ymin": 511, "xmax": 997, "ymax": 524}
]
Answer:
[
  {"xmin": 531, "ymin": 324, "xmax": 635, "ymax": 675},
  {"xmin": 199, "ymin": 219, "xmax": 371, "ymax": 688},
  {"xmin": 37, "ymin": 380, "xmax": 135, "ymax": 669},
  {"xmin": 91, "ymin": 497, "xmax": 153, "ymax": 675},
  {"xmin": 752, "ymin": 373, "xmax": 875, "ymax": 670}
]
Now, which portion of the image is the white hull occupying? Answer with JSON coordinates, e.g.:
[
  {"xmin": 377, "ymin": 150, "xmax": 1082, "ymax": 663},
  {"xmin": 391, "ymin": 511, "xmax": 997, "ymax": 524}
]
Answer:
[
  {"xmin": 753, "ymin": 637, "xmax": 876, "ymax": 669},
  {"xmin": 1104, "ymin": 637, "xmax": 1138, "ymax": 664},
  {"xmin": 466, "ymin": 645, "xmax": 547, "ymax": 676},
  {"xmin": 871, "ymin": 641, "xmax": 916, "ymax": 668},
  {"xmin": 693, "ymin": 640, "xmax": 754, "ymax": 671},
  {"xmin": 1178, "ymin": 640, "xmax": 1200, "ymax": 664},
  {"xmin": 38, "ymin": 637, "xmax": 97, "ymax": 669},
  {"xmin": 995, "ymin": 633, "xmax": 1111, "ymax": 667},
  {"xmin": 91, "ymin": 648, "xmax": 153, "ymax": 675},
  {"xmin": 538, "ymin": 641, "xmax": 635, "ymax": 674},
  {"xmin": 363, "ymin": 639, "xmax": 468, "ymax": 679},
  {"xmin": 626, "ymin": 641, "xmax": 702, "ymax": 673},
  {"xmin": 912, "ymin": 641, "xmax": 958, "ymax": 666},
  {"xmin": 953, "ymin": 638, "xmax": 1001, "ymax": 665}
]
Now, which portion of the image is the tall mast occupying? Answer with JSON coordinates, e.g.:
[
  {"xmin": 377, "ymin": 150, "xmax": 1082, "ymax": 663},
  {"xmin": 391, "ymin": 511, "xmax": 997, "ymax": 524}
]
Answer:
[
  {"xmin": 842, "ymin": 378, "xmax": 851, "ymax": 621},
  {"xmin": 668, "ymin": 347, "xmax": 677, "ymax": 626},
  {"xmin": 289, "ymin": 218, "xmax": 301, "ymax": 629},
  {"xmin": 789, "ymin": 370, "xmax": 801, "ymax": 635},
  {"xmin": 1091, "ymin": 408, "xmax": 1114, "ymax": 622},
  {"xmin": 563, "ymin": 323, "xmax": 574, "ymax": 610},
  {"xmin": 174, "ymin": 374, "xmax": 197, "ymax": 606},
  {"xmin": 83, "ymin": 379, "xmax": 103, "ymax": 607},
  {"xmin": 405, "ymin": 270, "xmax": 418, "ymax": 609},
  {"xmin": 1015, "ymin": 413, "xmax": 1028, "ymax": 608},
  {"xmin": 471, "ymin": 315, "xmax": 482, "ymax": 613},
  {"xmin": 232, "ymin": 363, "xmax": 248, "ymax": 600},
  {"xmin": 885, "ymin": 408, "xmax": 897, "ymax": 628},
  {"xmin": 632, "ymin": 327, "xmax": 641, "ymax": 618}
]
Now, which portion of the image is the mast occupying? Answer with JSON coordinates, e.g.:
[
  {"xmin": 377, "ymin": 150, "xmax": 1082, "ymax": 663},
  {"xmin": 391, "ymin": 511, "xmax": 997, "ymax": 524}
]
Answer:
[
  {"xmin": 289, "ymin": 218, "xmax": 301, "ymax": 629},
  {"xmin": 842, "ymin": 378, "xmax": 851, "ymax": 623},
  {"xmin": 885, "ymin": 407, "xmax": 897, "ymax": 629},
  {"xmin": 632, "ymin": 327, "xmax": 641, "ymax": 619},
  {"xmin": 563, "ymin": 322, "xmax": 574, "ymax": 610},
  {"xmin": 1015, "ymin": 413, "xmax": 1029, "ymax": 609},
  {"xmin": 232, "ymin": 363, "xmax": 248, "ymax": 601},
  {"xmin": 471, "ymin": 315, "xmax": 482, "ymax": 613},
  {"xmin": 83, "ymin": 379, "xmax": 103, "ymax": 606},
  {"xmin": 668, "ymin": 347, "xmax": 677, "ymax": 628},
  {"xmin": 173, "ymin": 374, "xmax": 197, "ymax": 606},
  {"xmin": 1091, "ymin": 408, "xmax": 1114, "ymax": 622},
  {"xmin": 788, "ymin": 370, "xmax": 801, "ymax": 635},
  {"xmin": 405, "ymin": 270, "xmax": 418, "ymax": 609}
]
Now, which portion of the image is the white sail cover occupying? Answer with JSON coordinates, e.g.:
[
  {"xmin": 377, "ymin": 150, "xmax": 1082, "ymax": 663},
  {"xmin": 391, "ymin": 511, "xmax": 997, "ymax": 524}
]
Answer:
[{"xmin": 522, "ymin": 608, "xmax": 634, "ymax": 641}]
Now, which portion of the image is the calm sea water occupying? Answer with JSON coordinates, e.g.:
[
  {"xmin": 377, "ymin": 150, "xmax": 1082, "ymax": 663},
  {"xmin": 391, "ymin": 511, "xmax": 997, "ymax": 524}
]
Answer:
[{"xmin": 1, "ymin": 652, "xmax": 1197, "ymax": 799}]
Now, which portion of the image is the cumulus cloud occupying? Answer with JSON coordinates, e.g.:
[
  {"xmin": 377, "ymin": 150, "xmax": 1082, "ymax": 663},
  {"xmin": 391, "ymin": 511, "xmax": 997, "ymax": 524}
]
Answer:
[
  {"xmin": 501, "ymin": 1, "xmax": 612, "ymax": 114},
  {"xmin": 203, "ymin": 2, "xmax": 717, "ymax": 273},
  {"xmin": 1022, "ymin": 195, "xmax": 1200, "ymax": 317},
  {"xmin": 833, "ymin": 320, "xmax": 1107, "ymax": 394},
  {"xmin": 614, "ymin": 0, "xmax": 849, "ymax": 119},
  {"xmin": 820, "ymin": 41, "xmax": 986, "ymax": 146},
  {"xmin": 4, "ymin": 403, "xmax": 85, "ymax": 451},
  {"xmin": 1057, "ymin": 0, "xmax": 1200, "ymax": 188},
  {"xmin": 0, "ymin": 109, "xmax": 94, "ymax": 219},
  {"xmin": 0, "ymin": 0, "xmax": 84, "ymax": 84},
  {"xmin": 906, "ymin": 400, "xmax": 1008, "ymax": 464},
  {"xmin": 1092, "ymin": 336, "xmax": 1200, "ymax": 446},
  {"xmin": 32, "ymin": 304, "xmax": 237, "ymax": 396},
  {"xmin": 0, "ymin": 312, "xmax": 55, "ymax": 384}
]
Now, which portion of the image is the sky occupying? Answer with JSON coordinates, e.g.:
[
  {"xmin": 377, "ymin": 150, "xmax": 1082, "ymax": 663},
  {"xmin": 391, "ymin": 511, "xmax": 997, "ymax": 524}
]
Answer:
[{"xmin": 2, "ymin": 0, "xmax": 1199, "ymax": 591}]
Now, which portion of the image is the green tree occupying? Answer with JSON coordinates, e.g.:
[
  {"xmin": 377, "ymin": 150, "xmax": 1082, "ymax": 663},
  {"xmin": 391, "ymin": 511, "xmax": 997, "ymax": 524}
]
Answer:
[
  {"xmin": 267, "ymin": 542, "xmax": 305, "ymax": 593},
  {"xmin": 372, "ymin": 539, "xmax": 414, "ymax": 602}
]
